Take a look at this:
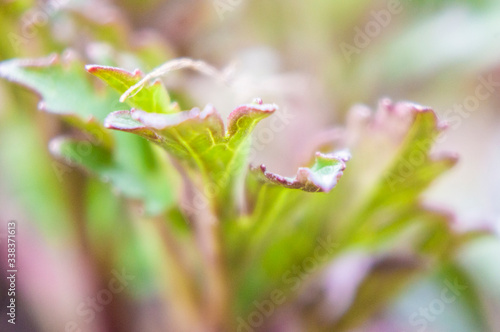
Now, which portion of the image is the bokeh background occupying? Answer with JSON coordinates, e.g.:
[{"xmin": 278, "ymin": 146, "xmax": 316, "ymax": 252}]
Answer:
[{"xmin": 1, "ymin": 0, "xmax": 500, "ymax": 331}]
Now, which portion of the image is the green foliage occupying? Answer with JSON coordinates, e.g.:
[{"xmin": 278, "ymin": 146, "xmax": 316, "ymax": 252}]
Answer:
[
  {"xmin": 86, "ymin": 65, "xmax": 174, "ymax": 114},
  {"xmin": 2, "ymin": 1, "xmax": 498, "ymax": 331},
  {"xmin": 103, "ymin": 94, "xmax": 279, "ymax": 217},
  {"xmin": 0, "ymin": 55, "xmax": 176, "ymax": 215},
  {"xmin": 0, "ymin": 54, "xmax": 489, "ymax": 331}
]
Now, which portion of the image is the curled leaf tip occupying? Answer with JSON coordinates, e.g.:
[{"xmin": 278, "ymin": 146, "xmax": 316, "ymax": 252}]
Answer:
[
  {"xmin": 256, "ymin": 150, "xmax": 350, "ymax": 193},
  {"xmin": 227, "ymin": 102, "xmax": 278, "ymax": 136}
]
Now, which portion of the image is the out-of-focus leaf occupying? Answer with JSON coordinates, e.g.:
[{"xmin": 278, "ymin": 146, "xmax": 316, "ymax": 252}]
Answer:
[
  {"xmin": 0, "ymin": 53, "xmax": 177, "ymax": 215},
  {"xmin": 325, "ymin": 100, "xmax": 459, "ymax": 244},
  {"xmin": 0, "ymin": 112, "xmax": 74, "ymax": 241},
  {"xmin": 231, "ymin": 100, "xmax": 465, "ymax": 318},
  {"xmin": 0, "ymin": 53, "xmax": 119, "ymax": 121},
  {"xmin": 382, "ymin": 263, "xmax": 488, "ymax": 332},
  {"xmin": 325, "ymin": 254, "xmax": 424, "ymax": 331},
  {"xmin": 50, "ymin": 133, "xmax": 177, "ymax": 215}
]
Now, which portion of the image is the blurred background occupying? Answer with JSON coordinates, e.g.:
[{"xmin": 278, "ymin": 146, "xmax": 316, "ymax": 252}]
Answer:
[{"xmin": 1, "ymin": 0, "xmax": 500, "ymax": 331}]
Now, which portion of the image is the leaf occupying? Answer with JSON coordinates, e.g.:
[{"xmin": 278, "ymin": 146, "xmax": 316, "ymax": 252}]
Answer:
[
  {"xmin": 104, "ymin": 106, "xmax": 225, "ymax": 165},
  {"xmin": 104, "ymin": 99, "xmax": 278, "ymax": 216},
  {"xmin": 0, "ymin": 53, "xmax": 177, "ymax": 215},
  {"xmin": 0, "ymin": 53, "xmax": 120, "ymax": 122},
  {"xmin": 330, "ymin": 100, "xmax": 459, "ymax": 243},
  {"xmin": 230, "ymin": 99, "xmax": 469, "ymax": 318},
  {"xmin": 49, "ymin": 133, "xmax": 177, "ymax": 216},
  {"xmin": 86, "ymin": 64, "xmax": 175, "ymax": 114},
  {"xmin": 255, "ymin": 150, "xmax": 350, "ymax": 193}
]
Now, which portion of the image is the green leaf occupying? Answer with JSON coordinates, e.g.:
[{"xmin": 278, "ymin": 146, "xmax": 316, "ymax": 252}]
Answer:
[
  {"xmin": 104, "ymin": 99, "xmax": 277, "ymax": 216},
  {"xmin": 49, "ymin": 133, "xmax": 177, "ymax": 216},
  {"xmin": 86, "ymin": 64, "xmax": 176, "ymax": 114},
  {"xmin": 254, "ymin": 150, "xmax": 350, "ymax": 192},
  {"xmin": 231, "ymin": 100, "xmax": 467, "ymax": 317},
  {"xmin": 0, "ymin": 53, "xmax": 177, "ymax": 215},
  {"xmin": 0, "ymin": 53, "xmax": 120, "ymax": 122},
  {"xmin": 332, "ymin": 100, "xmax": 459, "ymax": 244},
  {"xmin": 0, "ymin": 112, "xmax": 75, "ymax": 241}
]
